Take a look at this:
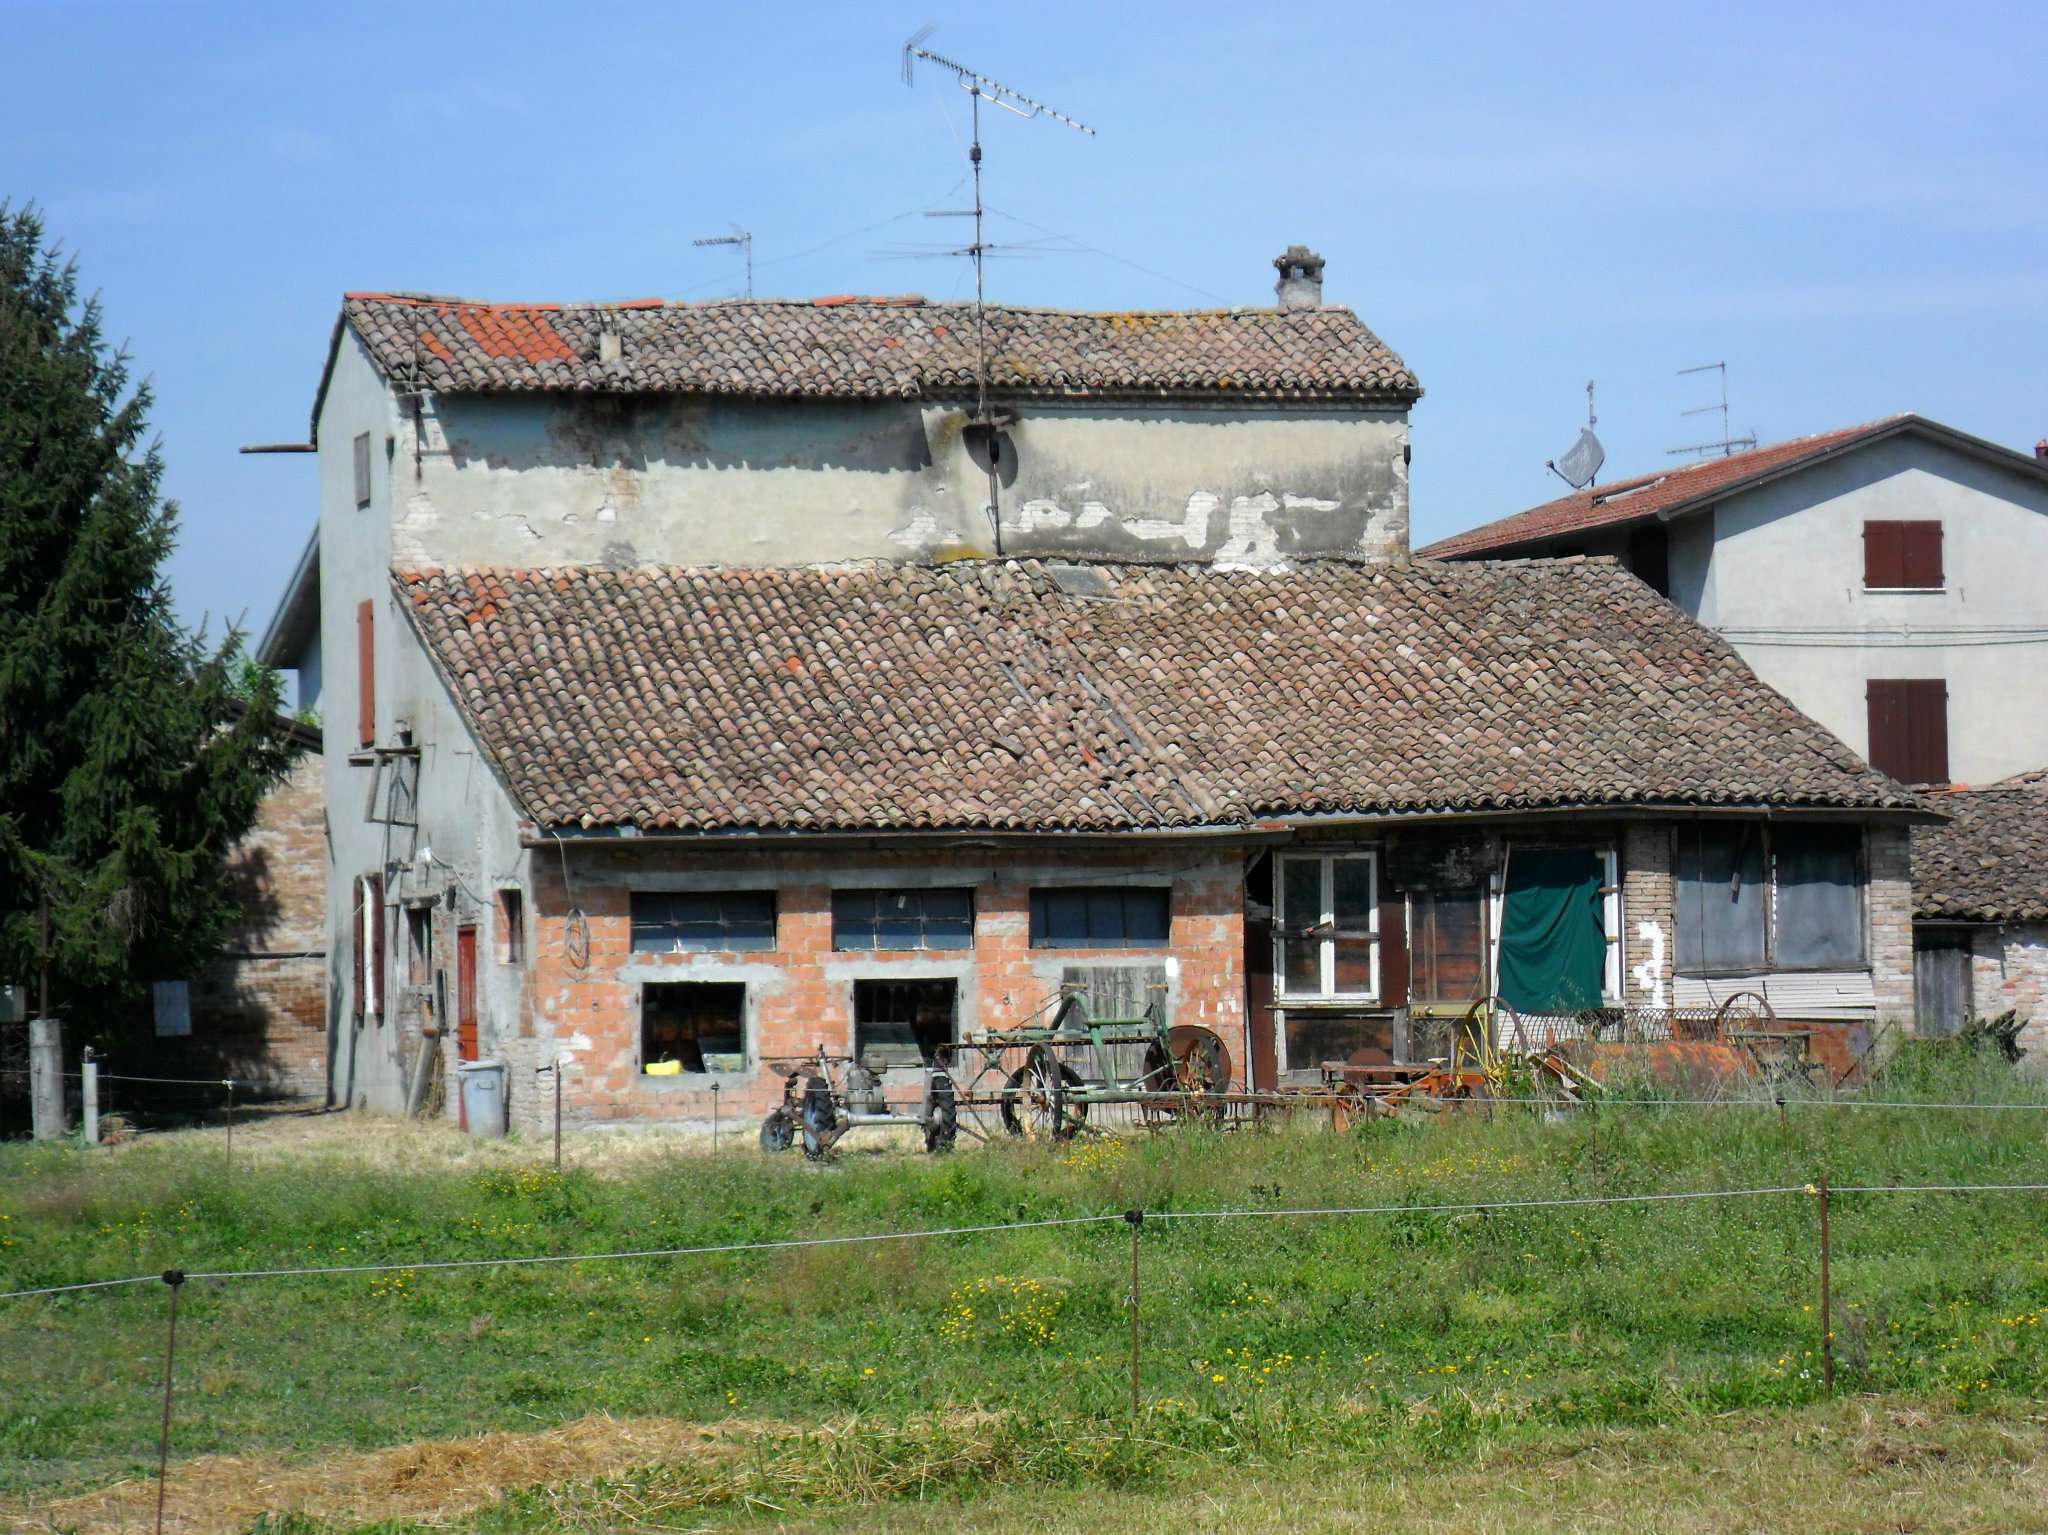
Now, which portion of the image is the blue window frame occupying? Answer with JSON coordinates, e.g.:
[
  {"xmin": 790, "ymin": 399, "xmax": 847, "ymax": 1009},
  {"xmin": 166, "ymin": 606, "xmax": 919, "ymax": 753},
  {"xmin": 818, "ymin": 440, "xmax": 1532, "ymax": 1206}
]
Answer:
[
  {"xmin": 1028, "ymin": 887, "xmax": 1171, "ymax": 949},
  {"xmin": 831, "ymin": 888, "xmax": 973, "ymax": 951},
  {"xmin": 630, "ymin": 891, "xmax": 777, "ymax": 954}
]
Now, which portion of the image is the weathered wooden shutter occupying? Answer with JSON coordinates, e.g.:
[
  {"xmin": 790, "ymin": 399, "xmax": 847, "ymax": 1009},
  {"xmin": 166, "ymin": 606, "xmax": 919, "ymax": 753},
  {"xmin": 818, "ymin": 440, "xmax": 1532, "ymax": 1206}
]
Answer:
[
  {"xmin": 1900, "ymin": 521, "xmax": 1943, "ymax": 587},
  {"xmin": 352, "ymin": 432, "xmax": 372, "ymax": 507},
  {"xmin": 355, "ymin": 599, "xmax": 375, "ymax": 748}
]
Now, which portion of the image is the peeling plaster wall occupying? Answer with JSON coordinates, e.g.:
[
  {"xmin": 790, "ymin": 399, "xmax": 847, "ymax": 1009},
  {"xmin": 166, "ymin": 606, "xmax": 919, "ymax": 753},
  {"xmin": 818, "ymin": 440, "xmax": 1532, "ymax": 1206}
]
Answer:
[
  {"xmin": 320, "ymin": 333, "xmax": 536, "ymax": 1117},
  {"xmin": 396, "ymin": 394, "xmax": 1410, "ymax": 569}
]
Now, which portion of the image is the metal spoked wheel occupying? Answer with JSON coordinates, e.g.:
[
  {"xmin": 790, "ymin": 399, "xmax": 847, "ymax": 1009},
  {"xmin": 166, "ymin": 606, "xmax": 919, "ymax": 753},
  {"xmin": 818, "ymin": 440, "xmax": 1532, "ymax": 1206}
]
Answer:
[
  {"xmin": 800, "ymin": 1074, "xmax": 837, "ymax": 1161},
  {"xmin": 1141, "ymin": 1025, "xmax": 1230, "ymax": 1125},
  {"xmin": 759, "ymin": 1106, "xmax": 796, "ymax": 1153},
  {"xmin": 999, "ymin": 1046, "xmax": 1086, "ymax": 1141}
]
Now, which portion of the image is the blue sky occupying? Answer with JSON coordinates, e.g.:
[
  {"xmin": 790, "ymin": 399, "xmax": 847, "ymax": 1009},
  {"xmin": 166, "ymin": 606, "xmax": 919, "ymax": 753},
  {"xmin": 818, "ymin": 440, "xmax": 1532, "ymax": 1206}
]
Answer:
[{"xmin": 7, "ymin": 0, "xmax": 2043, "ymax": 637}]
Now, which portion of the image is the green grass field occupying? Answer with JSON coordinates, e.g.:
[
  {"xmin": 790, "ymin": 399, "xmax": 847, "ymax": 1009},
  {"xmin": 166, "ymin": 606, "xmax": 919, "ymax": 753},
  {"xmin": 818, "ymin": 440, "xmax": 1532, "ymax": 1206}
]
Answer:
[{"xmin": 3, "ymin": 1044, "xmax": 2047, "ymax": 1531}]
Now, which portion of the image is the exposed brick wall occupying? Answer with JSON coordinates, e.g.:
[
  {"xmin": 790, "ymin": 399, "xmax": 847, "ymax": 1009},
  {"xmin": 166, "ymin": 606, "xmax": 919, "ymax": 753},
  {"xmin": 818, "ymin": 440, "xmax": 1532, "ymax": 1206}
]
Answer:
[
  {"xmin": 190, "ymin": 749, "xmax": 329, "ymax": 1100},
  {"xmin": 514, "ymin": 847, "xmax": 1247, "ymax": 1133},
  {"xmin": 1866, "ymin": 821, "xmax": 1915, "ymax": 1024},
  {"xmin": 1970, "ymin": 924, "xmax": 2048, "ymax": 1061},
  {"xmin": 1621, "ymin": 823, "xmax": 1674, "ymax": 1008}
]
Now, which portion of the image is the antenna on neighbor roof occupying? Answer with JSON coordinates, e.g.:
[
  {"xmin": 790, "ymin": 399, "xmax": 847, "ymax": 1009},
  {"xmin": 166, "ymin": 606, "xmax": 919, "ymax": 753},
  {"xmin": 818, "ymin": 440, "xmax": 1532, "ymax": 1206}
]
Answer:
[
  {"xmin": 1546, "ymin": 379, "xmax": 1606, "ymax": 489},
  {"xmin": 692, "ymin": 228, "xmax": 753, "ymax": 299},
  {"xmin": 1667, "ymin": 361, "xmax": 1758, "ymax": 459},
  {"xmin": 902, "ymin": 25, "xmax": 1094, "ymax": 556}
]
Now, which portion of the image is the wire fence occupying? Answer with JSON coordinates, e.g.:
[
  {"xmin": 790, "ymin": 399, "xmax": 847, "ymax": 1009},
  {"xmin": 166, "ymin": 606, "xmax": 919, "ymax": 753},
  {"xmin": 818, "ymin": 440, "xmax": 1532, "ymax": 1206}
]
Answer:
[{"xmin": 5, "ymin": 1173, "xmax": 2046, "ymax": 1533}]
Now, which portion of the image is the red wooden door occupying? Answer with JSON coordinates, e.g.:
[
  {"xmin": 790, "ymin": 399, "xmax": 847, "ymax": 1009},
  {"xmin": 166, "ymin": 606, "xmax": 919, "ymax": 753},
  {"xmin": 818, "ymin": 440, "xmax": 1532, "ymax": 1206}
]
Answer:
[{"xmin": 456, "ymin": 926, "xmax": 479, "ymax": 1061}]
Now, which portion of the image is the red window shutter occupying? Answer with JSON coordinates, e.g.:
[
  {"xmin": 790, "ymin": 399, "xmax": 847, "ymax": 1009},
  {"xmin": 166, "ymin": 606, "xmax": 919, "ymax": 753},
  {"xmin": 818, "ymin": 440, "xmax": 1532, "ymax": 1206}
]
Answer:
[
  {"xmin": 1867, "ymin": 680, "xmax": 1909, "ymax": 780},
  {"xmin": 1907, "ymin": 678, "xmax": 1949, "ymax": 784},
  {"xmin": 1899, "ymin": 521, "xmax": 1943, "ymax": 587},
  {"xmin": 1378, "ymin": 887, "xmax": 1409, "ymax": 1009},
  {"xmin": 1868, "ymin": 679, "xmax": 1949, "ymax": 784},
  {"xmin": 352, "ymin": 877, "xmax": 365, "ymax": 1023},
  {"xmin": 369, "ymin": 872, "xmax": 385, "ymax": 1017},
  {"xmin": 1863, "ymin": 521, "xmax": 1904, "ymax": 587},
  {"xmin": 355, "ymin": 599, "xmax": 375, "ymax": 748}
]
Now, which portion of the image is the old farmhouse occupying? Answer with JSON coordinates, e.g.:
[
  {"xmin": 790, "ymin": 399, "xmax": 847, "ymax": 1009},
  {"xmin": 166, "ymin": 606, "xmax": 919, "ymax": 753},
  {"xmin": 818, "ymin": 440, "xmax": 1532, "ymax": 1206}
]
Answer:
[{"xmin": 264, "ymin": 254, "xmax": 1926, "ymax": 1128}]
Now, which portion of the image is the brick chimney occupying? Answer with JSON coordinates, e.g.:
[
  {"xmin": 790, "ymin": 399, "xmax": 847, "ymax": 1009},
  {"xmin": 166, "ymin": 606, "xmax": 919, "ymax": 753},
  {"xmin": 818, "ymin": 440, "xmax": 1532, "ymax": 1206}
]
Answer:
[
  {"xmin": 2035, "ymin": 438, "xmax": 2047, "ymax": 464},
  {"xmin": 1274, "ymin": 245, "xmax": 1325, "ymax": 311}
]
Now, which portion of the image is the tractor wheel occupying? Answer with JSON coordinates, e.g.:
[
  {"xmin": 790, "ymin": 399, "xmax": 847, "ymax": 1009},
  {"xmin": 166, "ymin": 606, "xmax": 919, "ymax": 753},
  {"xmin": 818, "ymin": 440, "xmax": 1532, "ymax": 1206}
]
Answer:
[
  {"xmin": 800, "ymin": 1074, "xmax": 837, "ymax": 1161},
  {"xmin": 924, "ymin": 1071, "xmax": 959, "ymax": 1154},
  {"xmin": 758, "ymin": 1107, "xmax": 796, "ymax": 1153}
]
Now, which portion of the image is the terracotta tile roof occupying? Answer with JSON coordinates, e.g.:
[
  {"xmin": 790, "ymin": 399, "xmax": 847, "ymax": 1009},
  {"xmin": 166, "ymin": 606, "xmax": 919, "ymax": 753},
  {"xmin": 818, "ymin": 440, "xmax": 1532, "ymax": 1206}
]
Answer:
[
  {"xmin": 1913, "ymin": 770, "xmax": 2048, "ymax": 922},
  {"xmin": 339, "ymin": 292, "xmax": 1420, "ymax": 403},
  {"xmin": 1417, "ymin": 418, "xmax": 1911, "ymax": 559},
  {"xmin": 395, "ymin": 557, "xmax": 1916, "ymax": 834}
]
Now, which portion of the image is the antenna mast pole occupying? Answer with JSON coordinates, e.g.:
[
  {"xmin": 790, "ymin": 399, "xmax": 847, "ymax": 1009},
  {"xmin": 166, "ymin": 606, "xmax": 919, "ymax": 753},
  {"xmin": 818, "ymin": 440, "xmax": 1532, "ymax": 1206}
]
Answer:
[
  {"xmin": 1668, "ymin": 361, "xmax": 1757, "ymax": 458},
  {"xmin": 902, "ymin": 28, "xmax": 1094, "ymax": 556},
  {"xmin": 692, "ymin": 230, "xmax": 754, "ymax": 299}
]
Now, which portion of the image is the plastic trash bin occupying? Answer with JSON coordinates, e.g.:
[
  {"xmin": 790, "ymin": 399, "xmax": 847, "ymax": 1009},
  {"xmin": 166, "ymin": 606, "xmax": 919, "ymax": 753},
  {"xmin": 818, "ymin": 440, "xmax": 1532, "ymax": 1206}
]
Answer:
[{"xmin": 457, "ymin": 1059, "xmax": 507, "ymax": 1138}]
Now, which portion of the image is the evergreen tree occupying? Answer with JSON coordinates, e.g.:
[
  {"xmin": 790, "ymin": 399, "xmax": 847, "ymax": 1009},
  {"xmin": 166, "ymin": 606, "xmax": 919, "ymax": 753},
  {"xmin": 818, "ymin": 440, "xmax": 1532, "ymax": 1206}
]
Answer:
[{"xmin": 0, "ymin": 203, "xmax": 292, "ymax": 1032}]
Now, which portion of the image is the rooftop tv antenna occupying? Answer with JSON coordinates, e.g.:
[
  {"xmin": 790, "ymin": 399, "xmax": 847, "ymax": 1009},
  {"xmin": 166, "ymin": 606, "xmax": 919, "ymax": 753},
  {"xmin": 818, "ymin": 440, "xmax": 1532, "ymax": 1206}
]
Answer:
[
  {"xmin": 1546, "ymin": 379, "xmax": 1606, "ymax": 489},
  {"xmin": 902, "ymin": 26, "xmax": 1094, "ymax": 553},
  {"xmin": 1667, "ymin": 361, "xmax": 1758, "ymax": 458},
  {"xmin": 692, "ymin": 228, "xmax": 753, "ymax": 299}
]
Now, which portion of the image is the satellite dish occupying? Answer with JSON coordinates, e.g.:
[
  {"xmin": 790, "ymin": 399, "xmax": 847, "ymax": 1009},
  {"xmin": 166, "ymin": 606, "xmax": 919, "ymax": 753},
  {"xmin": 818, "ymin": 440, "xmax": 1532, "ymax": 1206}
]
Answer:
[{"xmin": 1548, "ymin": 427, "xmax": 1606, "ymax": 490}]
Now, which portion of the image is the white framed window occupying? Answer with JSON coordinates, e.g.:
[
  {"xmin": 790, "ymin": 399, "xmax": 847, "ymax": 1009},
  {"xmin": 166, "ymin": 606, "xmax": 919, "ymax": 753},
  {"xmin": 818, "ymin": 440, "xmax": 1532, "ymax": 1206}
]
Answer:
[{"xmin": 1274, "ymin": 852, "xmax": 1379, "ymax": 1002}]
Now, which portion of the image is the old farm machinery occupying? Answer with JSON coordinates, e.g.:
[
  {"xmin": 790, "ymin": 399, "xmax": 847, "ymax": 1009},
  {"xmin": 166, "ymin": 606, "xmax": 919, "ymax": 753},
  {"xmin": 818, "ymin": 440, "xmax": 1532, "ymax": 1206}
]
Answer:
[
  {"xmin": 758, "ymin": 989, "xmax": 1814, "ymax": 1158},
  {"xmin": 758, "ymin": 994, "xmax": 1231, "ymax": 1158}
]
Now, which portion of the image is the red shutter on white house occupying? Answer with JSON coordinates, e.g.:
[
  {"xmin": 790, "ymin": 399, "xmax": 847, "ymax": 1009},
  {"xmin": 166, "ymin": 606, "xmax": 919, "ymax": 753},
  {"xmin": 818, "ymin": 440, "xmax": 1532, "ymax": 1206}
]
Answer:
[
  {"xmin": 1867, "ymin": 678, "xmax": 1949, "ymax": 784},
  {"xmin": 356, "ymin": 599, "xmax": 375, "ymax": 748}
]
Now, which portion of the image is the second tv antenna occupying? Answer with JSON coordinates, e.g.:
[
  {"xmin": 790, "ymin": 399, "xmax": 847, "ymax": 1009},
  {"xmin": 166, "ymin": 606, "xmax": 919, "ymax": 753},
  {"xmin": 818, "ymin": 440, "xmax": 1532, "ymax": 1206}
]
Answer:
[
  {"xmin": 692, "ymin": 228, "xmax": 752, "ymax": 298},
  {"xmin": 1667, "ymin": 361, "xmax": 1758, "ymax": 459}
]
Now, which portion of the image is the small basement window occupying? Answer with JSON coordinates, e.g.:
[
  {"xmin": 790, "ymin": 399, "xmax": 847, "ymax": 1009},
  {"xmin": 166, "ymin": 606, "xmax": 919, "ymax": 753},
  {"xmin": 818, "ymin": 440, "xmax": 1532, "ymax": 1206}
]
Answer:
[
  {"xmin": 641, "ymin": 982, "xmax": 746, "ymax": 1074},
  {"xmin": 853, "ymin": 978, "xmax": 957, "ymax": 1068},
  {"xmin": 1029, "ymin": 886, "xmax": 1170, "ymax": 948},
  {"xmin": 832, "ymin": 888, "xmax": 973, "ymax": 951},
  {"xmin": 631, "ymin": 891, "xmax": 776, "ymax": 953}
]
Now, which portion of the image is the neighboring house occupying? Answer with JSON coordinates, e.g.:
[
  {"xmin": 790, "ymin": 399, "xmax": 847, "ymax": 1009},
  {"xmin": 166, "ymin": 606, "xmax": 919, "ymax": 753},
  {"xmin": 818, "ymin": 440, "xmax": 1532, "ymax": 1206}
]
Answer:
[
  {"xmin": 1911, "ymin": 770, "xmax": 2048, "ymax": 1056},
  {"xmin": 1419, "ymin": 416, "xmax": 2048, "ymax": 789},
  {"xmin": 264, "ymin": 252, "xmax": 1924, "ymax": 1126}
]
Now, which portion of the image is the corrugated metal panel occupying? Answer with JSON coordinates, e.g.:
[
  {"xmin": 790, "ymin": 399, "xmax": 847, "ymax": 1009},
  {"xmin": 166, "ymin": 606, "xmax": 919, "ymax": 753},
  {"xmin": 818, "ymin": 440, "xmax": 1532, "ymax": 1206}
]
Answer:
[{"xmin": 1673, "ymin": 971, "xmax": 1876, "ymax": 1020}]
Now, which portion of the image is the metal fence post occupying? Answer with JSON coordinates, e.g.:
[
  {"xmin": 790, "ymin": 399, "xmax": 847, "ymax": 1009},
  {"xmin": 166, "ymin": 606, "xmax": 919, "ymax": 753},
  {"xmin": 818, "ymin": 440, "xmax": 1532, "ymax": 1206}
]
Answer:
[
  {"xmin": 154, "ymin": 1269, "xmax": 186, "ymax": 1535},
  {"xmin": 711, "ymin": 1079, "xmax": 720, "ymax": 1154},
  {"xmin": 1124, "ymin": 1208, "xmax": 1144, "ymax": 1421},
  {"xmin": 82, "ymin": 1048, "xmax": 99, "ymax": 1146},
  {"xmin": 1817, "ymin": 1174, "xmax": 1834, "ymax": 1396},
  {"xmin": 223, "ymin": 1079, "xmax": 235, "ymax": 1166}
]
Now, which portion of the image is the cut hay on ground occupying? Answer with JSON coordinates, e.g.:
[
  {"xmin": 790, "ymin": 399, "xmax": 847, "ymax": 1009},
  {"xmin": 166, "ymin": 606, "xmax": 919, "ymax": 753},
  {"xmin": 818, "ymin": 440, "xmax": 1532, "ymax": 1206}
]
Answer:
[{"xmin": 2, "ymin": 1413, "xmax": 755, "ymax": 1535}]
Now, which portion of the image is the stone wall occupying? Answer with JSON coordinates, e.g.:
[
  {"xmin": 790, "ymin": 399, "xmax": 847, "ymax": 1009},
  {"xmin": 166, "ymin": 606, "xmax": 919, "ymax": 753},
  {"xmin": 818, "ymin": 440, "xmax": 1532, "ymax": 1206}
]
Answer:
[{"xmin": 190, "ymin": 747, "xmax": 329, "ymax": 1099}]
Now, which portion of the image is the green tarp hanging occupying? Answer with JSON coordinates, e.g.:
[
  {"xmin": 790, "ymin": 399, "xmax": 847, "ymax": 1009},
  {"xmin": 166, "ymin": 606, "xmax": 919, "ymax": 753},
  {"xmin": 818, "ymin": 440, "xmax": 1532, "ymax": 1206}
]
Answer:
[{"xmin": 1497, "ymin": 848, "xmax": 1605, "ymax": 1014}]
